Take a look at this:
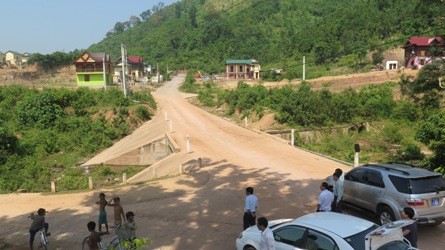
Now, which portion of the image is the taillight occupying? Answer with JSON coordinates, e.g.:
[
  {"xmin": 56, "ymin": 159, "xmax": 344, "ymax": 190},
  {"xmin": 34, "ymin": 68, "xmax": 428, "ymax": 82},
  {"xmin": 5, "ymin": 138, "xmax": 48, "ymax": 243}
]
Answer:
[{"xmin": 406, "ymin": 199, "xmax": 424, "ymax": 206}]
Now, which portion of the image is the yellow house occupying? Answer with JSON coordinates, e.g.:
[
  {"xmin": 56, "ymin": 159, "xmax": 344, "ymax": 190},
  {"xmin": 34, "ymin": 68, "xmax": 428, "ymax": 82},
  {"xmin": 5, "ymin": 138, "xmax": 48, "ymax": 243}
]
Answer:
[{"xmin": 225, "ymin": 59, "xmax": 261, "ymax": 79}]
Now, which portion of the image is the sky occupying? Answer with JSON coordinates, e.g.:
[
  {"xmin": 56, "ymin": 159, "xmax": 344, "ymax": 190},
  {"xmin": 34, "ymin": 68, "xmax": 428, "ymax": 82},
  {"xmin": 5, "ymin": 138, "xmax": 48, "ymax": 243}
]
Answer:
[{"xmin": 0, "ymin": 0, "xmax": 179, "ymax": 54}]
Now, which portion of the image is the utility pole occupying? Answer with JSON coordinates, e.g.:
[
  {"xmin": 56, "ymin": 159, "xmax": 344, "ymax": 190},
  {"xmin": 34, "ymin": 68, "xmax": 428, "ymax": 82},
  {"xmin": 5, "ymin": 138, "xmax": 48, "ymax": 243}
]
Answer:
[
  {"xmin": 302, "ymin": 56, "xmax": 306, "ymax": 81},
  {"xmin": 121, "ymin": 43, "xmax": 128, "ymax": 97}
]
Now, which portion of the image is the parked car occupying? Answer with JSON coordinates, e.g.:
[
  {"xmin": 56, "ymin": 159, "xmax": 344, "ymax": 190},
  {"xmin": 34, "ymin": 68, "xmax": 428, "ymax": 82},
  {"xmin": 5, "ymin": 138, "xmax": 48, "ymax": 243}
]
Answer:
[
  {"xmin": 342, "ymin": 162, "xmax": 445, "ymax": 226},
  {"xmin": 235, "ymin": 212, "xmax": 416, "ymax": 250}
]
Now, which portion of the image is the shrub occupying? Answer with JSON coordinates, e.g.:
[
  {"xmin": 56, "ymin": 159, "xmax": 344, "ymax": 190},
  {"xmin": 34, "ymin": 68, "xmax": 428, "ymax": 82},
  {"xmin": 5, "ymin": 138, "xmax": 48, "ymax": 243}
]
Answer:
[
  {"xmin": 135, "ymin": 105, "xmax": 151, "ymax": 121},
  {"xmin": 395, "ymin": 143, "xmax": 425, "ymax": 161},
  {"xmin": 17, "ymin": 92, "xmax": 64, "ymax": 128}
]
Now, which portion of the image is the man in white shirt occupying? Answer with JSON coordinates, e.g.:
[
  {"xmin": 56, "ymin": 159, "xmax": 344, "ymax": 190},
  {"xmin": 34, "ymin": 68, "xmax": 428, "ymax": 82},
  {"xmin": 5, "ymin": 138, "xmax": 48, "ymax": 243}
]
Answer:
[
  {"xmin": 317, "ymin": 182, "xmax": 334, "ymax": 212},
  {"xmin": 257, "ymin": 217, "xmax": 275, "ymax": 250},
  {"xmin": 332, "ymin": 172, "xmax": 344, "ymax": 213},
  {"xmin": 243, "ymin": 187, "xmax": 258, "ymax": 230}
]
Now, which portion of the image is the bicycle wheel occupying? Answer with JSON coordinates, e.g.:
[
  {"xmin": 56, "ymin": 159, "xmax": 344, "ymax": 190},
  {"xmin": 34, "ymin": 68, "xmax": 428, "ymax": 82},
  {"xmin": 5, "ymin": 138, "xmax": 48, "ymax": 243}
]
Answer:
[
  {"xmin": 39, "ymin": 231, "xmax": 48, "ymax": 250},
  {"xmin": 82, "ymin": 236, "xmax": 90, "ymax": 250},
  {"xmin": 108, "ymin": 236, "xmax": 123, "ymax": 250}
]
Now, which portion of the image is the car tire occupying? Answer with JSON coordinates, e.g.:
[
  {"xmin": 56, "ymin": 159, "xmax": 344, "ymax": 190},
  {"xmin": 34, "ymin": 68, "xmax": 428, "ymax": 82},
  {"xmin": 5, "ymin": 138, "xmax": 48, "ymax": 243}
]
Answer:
[
  {"xmin": 245, "ymin": 245, "xmax": 256, "ymax": 250},
  {"xmin": 377, "ymin": 206, "xmax": 395, "ymax": 225}
]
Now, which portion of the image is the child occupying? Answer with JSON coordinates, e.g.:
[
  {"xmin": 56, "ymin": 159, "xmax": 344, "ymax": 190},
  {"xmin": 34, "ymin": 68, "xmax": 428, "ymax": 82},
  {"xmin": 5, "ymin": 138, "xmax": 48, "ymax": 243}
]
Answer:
[
  {"xmin": 95, "ymin": 192, "xmax": 109, "ymax": 233},
  {"xmin": 108, "ymin": 196, "xmax": 126, "ymax": 226},
  {"xmin": 119, "ymin": 211, "xmax": 137, "ymax": 241},
  {"xmin": 87, "ymin": 221, "xmax": 101, "ymax": 250},
  {"xmin": 29, "ymin": 208, "xmax": 50, "ymax": 250},
  {"xmin": 402, "ymin": 207, "xmax": 418, "ymax": 248}
]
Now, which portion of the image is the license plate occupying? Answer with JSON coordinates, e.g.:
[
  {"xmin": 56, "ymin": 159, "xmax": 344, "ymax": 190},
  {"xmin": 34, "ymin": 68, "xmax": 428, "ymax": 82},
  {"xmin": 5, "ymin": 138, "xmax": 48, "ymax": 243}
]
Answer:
[{"xmin": 432, "ymin": 198, "xmax": 440, "ymax": 206}]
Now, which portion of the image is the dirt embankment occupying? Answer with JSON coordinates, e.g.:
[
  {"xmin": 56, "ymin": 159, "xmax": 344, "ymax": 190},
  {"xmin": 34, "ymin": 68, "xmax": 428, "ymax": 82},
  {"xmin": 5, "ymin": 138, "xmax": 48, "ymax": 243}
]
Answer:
[{"xmin": 214, "ymin": 69, "xmax": 418, "ymax": 92}]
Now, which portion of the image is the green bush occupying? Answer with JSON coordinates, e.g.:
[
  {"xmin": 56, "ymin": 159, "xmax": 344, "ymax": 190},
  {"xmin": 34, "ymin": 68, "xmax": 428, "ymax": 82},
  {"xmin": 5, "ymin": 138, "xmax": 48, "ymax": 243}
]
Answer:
[
  {"xmin": 135, "ymin": 105, "xmax": 151, "ymax": 121},
  {"xmin": 17, "ymin": 92, "xmax": 64, "ymax": 128},
  {"xmin": 395, "ymin": 143, "xmax": 425, "ymax": 161}
]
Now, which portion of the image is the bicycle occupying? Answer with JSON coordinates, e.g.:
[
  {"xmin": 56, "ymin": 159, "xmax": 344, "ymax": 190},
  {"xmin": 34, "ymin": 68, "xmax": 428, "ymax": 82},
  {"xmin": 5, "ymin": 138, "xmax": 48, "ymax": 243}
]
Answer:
[
  {"xmin": 36, "ymin": 227, "xmax": 49, "ymax": 250},
  {"xmin": 82, "ymin": 225, "xmax": 126, "ymax": 250},
  {"xmin": 29, "ymin": 212, "xmax": 50, "ymax": 250}
]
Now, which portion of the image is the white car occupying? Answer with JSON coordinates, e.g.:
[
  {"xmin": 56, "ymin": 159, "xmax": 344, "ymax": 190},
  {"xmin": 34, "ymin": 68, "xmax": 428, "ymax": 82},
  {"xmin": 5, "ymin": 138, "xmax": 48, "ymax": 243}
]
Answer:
[{"xmin": 236, "ymin": 212, "xmax": 416, "ymax": 250}]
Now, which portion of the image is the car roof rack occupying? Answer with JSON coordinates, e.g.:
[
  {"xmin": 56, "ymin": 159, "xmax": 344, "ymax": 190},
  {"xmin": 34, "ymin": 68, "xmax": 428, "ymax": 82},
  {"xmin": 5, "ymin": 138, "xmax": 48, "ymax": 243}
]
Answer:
[{"xmin": 364, "ymin": 163, "xmax": 412, "ymax": 176}]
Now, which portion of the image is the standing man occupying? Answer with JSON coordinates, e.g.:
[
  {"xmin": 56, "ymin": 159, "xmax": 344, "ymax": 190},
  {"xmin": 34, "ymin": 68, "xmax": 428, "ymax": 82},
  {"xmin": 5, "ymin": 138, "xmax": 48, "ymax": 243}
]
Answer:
[
  {"xmin": 332, "ymin": 172, "xmax": 344, "ymax": 213},
  {"xmin": 243, "ymin": 187, "xmax": 258, "ymax": 230},
  {"xmin": 402, "ymin": 207, "xmax": 418, "ymax": 248},
  {"xmin": 257, "ymin": 217, "xmax": 275, "ymax": 250},
  {"xmin": 316, "ymin": 182, "xmax": 334, "ymax": 212}
]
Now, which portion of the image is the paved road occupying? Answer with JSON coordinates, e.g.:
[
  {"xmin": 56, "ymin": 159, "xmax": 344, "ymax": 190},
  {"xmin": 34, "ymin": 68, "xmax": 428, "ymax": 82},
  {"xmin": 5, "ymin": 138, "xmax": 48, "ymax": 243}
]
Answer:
[{"xmin": 1, "ymin": 74, "xmax": 443, "ymax": 249}]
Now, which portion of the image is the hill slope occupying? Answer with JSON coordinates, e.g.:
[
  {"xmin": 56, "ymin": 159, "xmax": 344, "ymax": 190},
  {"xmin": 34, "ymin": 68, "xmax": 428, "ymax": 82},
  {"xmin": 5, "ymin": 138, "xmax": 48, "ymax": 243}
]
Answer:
[{"xmin": 88, "ymin": 0, "xmax": 444, "ymax": 73}]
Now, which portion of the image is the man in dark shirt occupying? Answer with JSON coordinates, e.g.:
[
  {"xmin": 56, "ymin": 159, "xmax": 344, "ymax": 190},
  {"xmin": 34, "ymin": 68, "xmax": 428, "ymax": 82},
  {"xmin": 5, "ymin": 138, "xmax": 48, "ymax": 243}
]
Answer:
[
  {"xmin": 402, "ymin": 207, "xmax": 417, "ymax": 248},
  {"xmin": 29, "ymin": 208, "xmax": 50, "ymax": 250}
]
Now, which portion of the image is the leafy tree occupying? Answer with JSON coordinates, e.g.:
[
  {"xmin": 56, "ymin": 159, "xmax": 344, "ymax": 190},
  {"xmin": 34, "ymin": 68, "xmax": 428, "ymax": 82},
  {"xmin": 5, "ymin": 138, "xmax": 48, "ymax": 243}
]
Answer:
[
  {"xmin": 400, "ymin": 61, "xmax": 445, "ymax": 109},
  {"xmin": 415, "ymin": 112, "xmax": 445, "ymax": 169},
  {"xmin": 17, "ymin": 92, "xmax": 64, "ymax": 128},
  {"xmin": 371, "ymin": 49, "xmax": 384, "ymax": 67},
  {"xmin": 0, "ymin": 127, "xmax": 19, "ymax": 163},
  {"xmin": 140, "ymin": 9, "xmax": 152, "ymax": 20}
]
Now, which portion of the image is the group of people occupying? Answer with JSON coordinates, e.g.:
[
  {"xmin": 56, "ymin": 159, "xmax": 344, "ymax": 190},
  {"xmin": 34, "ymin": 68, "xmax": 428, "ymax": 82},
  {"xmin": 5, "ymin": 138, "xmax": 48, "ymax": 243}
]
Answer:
[
  {"xmin": 87, "ymin": 192, "xmax": 137, "ymax": 249},
  {"xmin": 28, "ymin": 192, "xmax": 138, "ymax": 250},
  {"xmin": 243, "ymin": 167, "xmax": 417, "ymax": 250},
  {"xmin": 317, "ymin": 168, "xmax": 344, "ymax": 213},
  {"xmin": 242, "ymin": 187, "xmax": 275, "ymax": 250}
]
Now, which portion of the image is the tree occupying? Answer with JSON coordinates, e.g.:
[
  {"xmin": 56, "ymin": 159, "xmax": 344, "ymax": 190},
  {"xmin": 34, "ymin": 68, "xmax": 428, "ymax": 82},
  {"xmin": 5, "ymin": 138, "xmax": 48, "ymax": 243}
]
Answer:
[
  {"xmin": 152, "ymin": 2, "xmax": 165, "ymax": 13},
  {"xmin": 114, "ymin": 22, "xmax": 126, "ymax": 34},
  {"xmin": 371, "ymin": 49, "xmax": 384, "ymax": 68},
  {"xmin": 416, "ymin": 112, "xmax": 445, "ymax": 168},
  {"xmin": 129, "ymin": 16, "xmax": 141, "ymax": 27},
  {"xmin": 400, "ymin": 61, "xmax": 445, "ymax": 109},
  {"xmin": 140, "ymin": 9, "xmax": 152, "ymax": 20}
]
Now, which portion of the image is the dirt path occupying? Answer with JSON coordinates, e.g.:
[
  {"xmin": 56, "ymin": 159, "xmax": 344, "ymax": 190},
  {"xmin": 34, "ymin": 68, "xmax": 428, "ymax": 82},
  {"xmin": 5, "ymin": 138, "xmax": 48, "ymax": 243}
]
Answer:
[{"xmin": 1, "ymin": 74, "xmax": 443, "ymax": 250}]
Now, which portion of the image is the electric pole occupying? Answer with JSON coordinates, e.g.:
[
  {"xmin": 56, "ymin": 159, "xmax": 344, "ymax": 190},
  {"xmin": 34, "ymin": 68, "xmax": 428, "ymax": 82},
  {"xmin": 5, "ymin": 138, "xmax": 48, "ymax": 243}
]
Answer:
[{"xmin": 121, "ymin": 43, "xmax": 128, "ymax": 97}]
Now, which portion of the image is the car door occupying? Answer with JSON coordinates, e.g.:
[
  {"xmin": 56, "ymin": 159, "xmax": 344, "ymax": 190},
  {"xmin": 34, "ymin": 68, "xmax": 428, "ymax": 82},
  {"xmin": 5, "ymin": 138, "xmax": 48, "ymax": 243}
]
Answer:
[
  {"xmin": 344, "ymin": 168, "xmax": 367, "ymax": 207},
  {"xmin": 361, "ymin": 169, "xmax": 386, "ymax": 211},
  {"xmin": 273, "ymin": 225, "xmax": 307, "ymax": 250}
]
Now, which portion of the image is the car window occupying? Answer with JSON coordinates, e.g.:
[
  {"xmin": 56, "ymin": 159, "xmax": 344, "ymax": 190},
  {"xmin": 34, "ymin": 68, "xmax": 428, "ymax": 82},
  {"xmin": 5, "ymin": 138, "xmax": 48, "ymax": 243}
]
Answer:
[
  {"xmin": 410, "ymin": 176, "xmax": 445, "ymax": 194},
  {"xmin": 376, "ymin": 241, "xmax": 410, "ymax": 250},
  {"xmin": 365, "ymin": 170, "xmax": 385, "ymax": 188},
  {"xmin": 389, "ymin": 175, "xmax": 445, "ymax": 194},
  {"xmin": 307, "ymin": 229, "xmax": 338, "ymax": 250},
  {"xmin": 346, "ymin": 169, "xmax": 365, "ymax": 183},
  {"xmin": 344, "ymin": 224, "xmax": 378, "ymax": 249},
  {"xmin": 273, "ymin": 226, "xmax": 306, "ymax": 247}
]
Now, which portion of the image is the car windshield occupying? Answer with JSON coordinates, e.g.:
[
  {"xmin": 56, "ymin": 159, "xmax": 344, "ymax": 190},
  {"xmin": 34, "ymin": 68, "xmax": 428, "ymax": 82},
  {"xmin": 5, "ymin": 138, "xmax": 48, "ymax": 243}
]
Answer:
[
  {"xmin": 389, "ymin": 175, "xmax": 445, "ymax": 194},
  {"xmin": 343, "ymin": 224, "xmax": 378, "ymax": 250},
  {"xmin": 377, "ymin": 241, "xmax": 410, "ymax": 250}
]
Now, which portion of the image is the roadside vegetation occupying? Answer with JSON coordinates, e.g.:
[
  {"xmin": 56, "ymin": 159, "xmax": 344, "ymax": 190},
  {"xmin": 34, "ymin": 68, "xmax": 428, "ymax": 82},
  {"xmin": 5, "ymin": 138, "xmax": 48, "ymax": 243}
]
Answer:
[
  {"xmin": 183, "ymin": 60, "xmax": 445, "ymax": 175},
  {"xmin": 0, "ymin": 86, "xmax": 156, "ymax": 193}
]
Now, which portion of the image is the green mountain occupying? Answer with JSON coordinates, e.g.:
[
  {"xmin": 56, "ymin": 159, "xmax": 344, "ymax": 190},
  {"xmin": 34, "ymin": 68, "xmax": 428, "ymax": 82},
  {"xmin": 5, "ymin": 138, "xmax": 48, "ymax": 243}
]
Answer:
[{"xmin": 88, "ymin": 0, "xmax": 444, "ymax": 73}]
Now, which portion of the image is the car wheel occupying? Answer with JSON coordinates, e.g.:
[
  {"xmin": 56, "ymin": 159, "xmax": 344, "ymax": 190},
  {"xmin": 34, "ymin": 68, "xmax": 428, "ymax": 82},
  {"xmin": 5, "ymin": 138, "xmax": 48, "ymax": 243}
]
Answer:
[
  {"xmin": 245, "ymin": 245, "xmax": 256, "ymax": 250},
  {"xmin": 377, "ymin": 206, "xmax": 395, "ymax": 225}
]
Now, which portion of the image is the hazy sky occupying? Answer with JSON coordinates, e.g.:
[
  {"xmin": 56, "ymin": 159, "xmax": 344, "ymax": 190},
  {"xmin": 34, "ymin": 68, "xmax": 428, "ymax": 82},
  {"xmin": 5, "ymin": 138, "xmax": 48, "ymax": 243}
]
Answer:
[{"xmin": 0, "ymin": 0, "xmax": 179, "ymax": 54}]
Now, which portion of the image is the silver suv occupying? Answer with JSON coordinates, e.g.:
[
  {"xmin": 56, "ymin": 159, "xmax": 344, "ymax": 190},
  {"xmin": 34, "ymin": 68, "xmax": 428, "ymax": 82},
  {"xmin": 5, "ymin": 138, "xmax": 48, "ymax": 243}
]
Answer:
[{"xmin": 343, "ymin": 162, "xmax": 445, "ymax": 226}]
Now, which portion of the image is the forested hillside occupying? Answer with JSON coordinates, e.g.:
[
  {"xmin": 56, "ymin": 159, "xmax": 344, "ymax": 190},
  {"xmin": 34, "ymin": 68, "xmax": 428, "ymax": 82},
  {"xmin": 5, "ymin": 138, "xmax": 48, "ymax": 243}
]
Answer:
[{"xmin": 89, "ymin": 0, "xmax": 444, "ymax": 74}]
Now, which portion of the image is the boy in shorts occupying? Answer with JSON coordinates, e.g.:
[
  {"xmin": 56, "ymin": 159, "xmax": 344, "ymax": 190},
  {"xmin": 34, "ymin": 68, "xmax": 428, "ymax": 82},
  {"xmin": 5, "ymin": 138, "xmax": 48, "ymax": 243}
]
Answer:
[{"xmin": 95, "ymin": 193, "xmax": 109, "ymax": 233}]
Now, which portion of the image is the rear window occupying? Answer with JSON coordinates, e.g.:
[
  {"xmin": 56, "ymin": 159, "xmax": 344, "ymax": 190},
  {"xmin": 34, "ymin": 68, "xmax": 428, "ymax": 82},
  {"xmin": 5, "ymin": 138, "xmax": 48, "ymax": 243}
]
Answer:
[
  {"xmin": 344, "ymin": 224, "xmax": 378, "ymax": 249},
  {"xmin": 389, "ymin": 175, "xmax": 445, "ymax": 194}
]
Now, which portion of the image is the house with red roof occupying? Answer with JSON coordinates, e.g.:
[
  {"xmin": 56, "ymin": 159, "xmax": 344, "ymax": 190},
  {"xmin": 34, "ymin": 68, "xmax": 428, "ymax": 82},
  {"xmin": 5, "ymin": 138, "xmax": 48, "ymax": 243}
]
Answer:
[
  {"xmin": 403, "ymin": 36, "xmax": 445, "ymax": 68},
  {"xmin": 114, "ymin": 55, "xmax": 145, "ymax": 82},
  {"xmin": 73, "ymin": 51, "xmax": 113, "ymax": 87}
]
